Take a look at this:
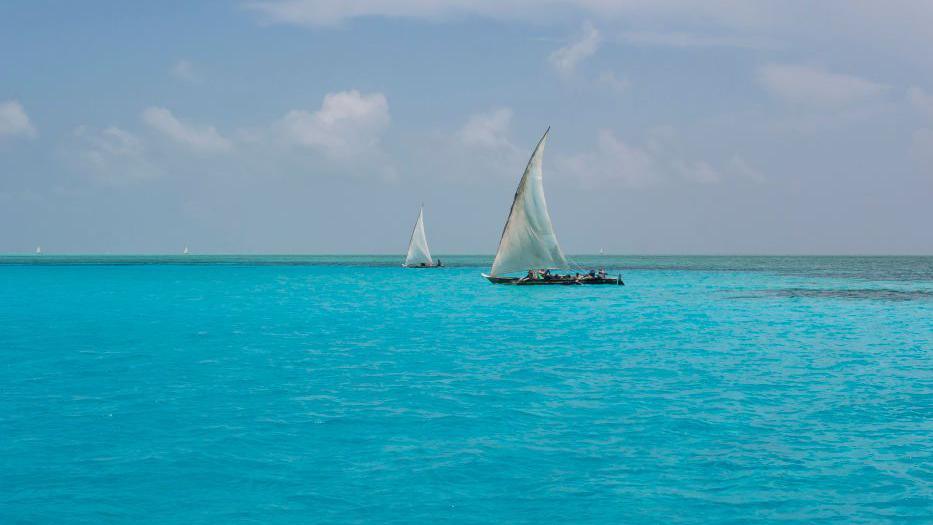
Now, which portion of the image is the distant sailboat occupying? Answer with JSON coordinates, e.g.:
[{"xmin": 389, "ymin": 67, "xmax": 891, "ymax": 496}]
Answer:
[
  {"xmin": 35, "ymin": 245, "xmax": 42, "ymax": 255},
  {"xmin": 404, "ymin": 205, "xmax": 441, "ymax": 268},
  {"xmin": 483, "ymin": 128, "xmax": 622, "ymax": 285},
  {"xmin": 183, "ymin": 245, "xmax": 189, "ymax": 255}
]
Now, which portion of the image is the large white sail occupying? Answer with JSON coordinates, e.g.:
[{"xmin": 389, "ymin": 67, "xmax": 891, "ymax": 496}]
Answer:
[
  {"xmin": 489, "ymin": 128, "xmax": 568, "ymax": 276},
  {"xmin": 404, "ymin": 206, "xmax": 434, "ymax": 266}
]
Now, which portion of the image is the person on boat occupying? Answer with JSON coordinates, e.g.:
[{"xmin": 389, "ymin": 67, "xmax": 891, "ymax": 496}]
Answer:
[
  {"xmin": 597, "ymin": 268, "xmax": 606, "ymax": 279},
  {"xmin": 436, "ymin": 258, "xmax": 442, "ymax": 267}
]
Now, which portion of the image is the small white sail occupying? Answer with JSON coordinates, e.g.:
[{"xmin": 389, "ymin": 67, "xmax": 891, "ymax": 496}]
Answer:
[
  {"xmin": 404, "ymin": 206, "xmax": 434, "ymax": 267},
  {"xmin": 489, "ymin": 128, "xmax": 568, "ymax": 276},
  {"xmin": 183, "ymin": 245, "xmax": 189, "ymax": 255},
  {"xmin": 35, "ymin": 246, "xmax": 42, "ymax": 254}
]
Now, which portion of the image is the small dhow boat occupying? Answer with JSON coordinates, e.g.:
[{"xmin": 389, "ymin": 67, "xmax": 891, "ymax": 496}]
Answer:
[
  {"xmin": 404, "ymin": 205, "xmax": 442, "ymax": 268},
  {"xmin": 35, "ymin": 245, "xmax": 42, "ymax": 255},
  {"xmin": 183, "ymin": 245, "xmax": 189, "ymax": 255},
  {"xmin": 483, "ymin": 128, "xmax": 622, "ymax": 285}
]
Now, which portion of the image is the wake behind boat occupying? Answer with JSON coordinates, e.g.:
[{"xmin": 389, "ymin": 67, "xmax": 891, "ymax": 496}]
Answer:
[
  {"xmin": 482, "ymin": 128, "xmax": 622, "ymax": 286},
  {"xmin": 403, "ymin": 205, "xmax": 442, "ymax": 268}
]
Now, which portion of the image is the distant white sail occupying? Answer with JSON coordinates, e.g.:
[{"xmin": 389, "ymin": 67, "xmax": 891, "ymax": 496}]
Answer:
[
  {"xmin": 404, "ymin": 206, "xmax": 434, "ymax": 267},
  {"xmin": 35, "ymin": 246, "xmax": 41, "ymax": 254},
  {"xmin": 183, "ymin": 245, "xmax": 189, "ymax": 255},
  {"xmin": 489, "ymin": 128, "xmax": 568, "ymax": 276}
]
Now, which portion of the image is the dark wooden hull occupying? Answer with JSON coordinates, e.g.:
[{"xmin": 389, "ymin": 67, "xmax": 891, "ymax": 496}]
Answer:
[{"xmin": 482, "ymin": 274, "xmax": 623, "ymax": 285}]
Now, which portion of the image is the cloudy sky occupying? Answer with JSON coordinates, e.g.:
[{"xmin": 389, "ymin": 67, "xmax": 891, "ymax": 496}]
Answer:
[{"xmin": 2, "ymin": 1, "xmax": 932, "ymax": 254}]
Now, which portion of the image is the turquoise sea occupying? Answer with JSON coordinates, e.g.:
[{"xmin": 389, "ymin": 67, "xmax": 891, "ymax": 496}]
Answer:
[{"xmin": 1, "ymin": 255, "xmax": 931, "ymax": 523}]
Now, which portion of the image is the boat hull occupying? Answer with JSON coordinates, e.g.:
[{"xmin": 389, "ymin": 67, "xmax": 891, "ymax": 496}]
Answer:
[{"xmin": 482, "ymin": 274, "xmax": 623, "ymax": 285}]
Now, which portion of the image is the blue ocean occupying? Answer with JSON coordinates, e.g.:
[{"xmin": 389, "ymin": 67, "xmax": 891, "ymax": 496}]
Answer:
[{"xmin": 1, "ymin": 256, "xmax": 931, "ymax": 523}]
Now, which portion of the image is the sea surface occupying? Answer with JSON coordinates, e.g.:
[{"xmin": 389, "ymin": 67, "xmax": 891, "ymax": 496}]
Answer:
[{"xmin": 1, "ymin": 255, "xmax": 931, "ymax": 523}]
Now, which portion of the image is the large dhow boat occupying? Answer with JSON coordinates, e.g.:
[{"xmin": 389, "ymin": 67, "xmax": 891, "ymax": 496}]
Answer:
[
  {"xmin": 404, "ymin": 205, "xmax": 442, "ymax": 268},
  {"xmin": 483, "ymin": 128, "xmax": 622, "ymax": 285}
]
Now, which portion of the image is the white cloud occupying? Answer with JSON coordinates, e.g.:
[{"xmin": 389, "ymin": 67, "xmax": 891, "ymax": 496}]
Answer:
[
  {"xmin": 675, "ymin": 160, "xmax": 722, "ymax": 184},
  {"xmin": 414, "ymin": 107, "xmax": 525, "ymax": 183},
  {"xmin": 171, "ymin": 59, "xmax": 201, "ymax": 84},
  {"xmin": 728, "ymin": 155, "xmax": 766, "ymax": 182},
  {"xmin": 558, "ymin": 129, "xmax": 764, "ymax": 188},
  {"xmin": 0, "ymin": 100, "xmax": 37, "ymax": 139},
  {"xmin": 619, "ymin": 30, "xmax": 775, "ymax": 49},
  {"xmin": 596, "ymin": 70, "xmax": 629, "ymax": 94},
  {"xmin": 244, "ymin": 1, "xmax": 933, "ymax": 72},
  {"xmin": 757, "ymin": 64, "xmax": 887, "ymax": 108},
  {"xmin": 278, "ymin": 90, "xmax": 390, "ymax": 158},
  {"xmin": 246, "ymin": 0, "xmax": 535, "ymax": 27},
  {"xmin": 141, "ymin": 107, "xmax": 232, "ymax": 153},
  {"xmin": 908, "ymin": 86, "xmax": 933, "ymax": 119},
  {"xmin": 245, "ymin": 1, "xmax": 769, "ymax": 28},
  {"xmin": 549, "ymin": 21, "xmax": 600, "ymax": 76},
  {"xmin": 73, "ymin": 126, "xmax": 159, "ymax": 181},
  {"xmin": 559, "ymin": 129, "xmax": 661, "ymax": 188},
  {"xmin": 69, "ymin": 94, "xmax": 393, "ymax": 184},
  {"xmin": 457, "ymin": 108, "xmax": 515, "ymax": 149}
]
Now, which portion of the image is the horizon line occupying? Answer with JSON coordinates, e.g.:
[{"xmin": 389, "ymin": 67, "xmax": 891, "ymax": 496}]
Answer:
[{"xmin": 2, "ymin": 253, "xmax": 932, "ymax": 258}]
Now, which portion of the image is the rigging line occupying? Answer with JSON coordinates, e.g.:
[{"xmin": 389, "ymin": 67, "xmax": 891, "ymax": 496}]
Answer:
[{"xmin": 565, "ymin": 254, "xmax": 588, "ymax": 272}]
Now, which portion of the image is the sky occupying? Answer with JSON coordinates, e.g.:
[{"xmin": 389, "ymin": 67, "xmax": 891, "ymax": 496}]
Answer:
[{"xmin": 1, "ymin": 0, "xmax": 932, "ymax": 255}]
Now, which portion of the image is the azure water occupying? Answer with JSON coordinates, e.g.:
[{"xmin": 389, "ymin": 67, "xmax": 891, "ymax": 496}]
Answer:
[{"xmin": 1, "ymin": 256, "xmax": 931, "ymax": 523}]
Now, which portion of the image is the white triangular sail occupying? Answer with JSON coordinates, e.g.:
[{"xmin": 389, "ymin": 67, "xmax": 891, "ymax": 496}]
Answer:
[
  {"xmin": 490, "ymin": 128, "xmax": 568, "ymax": 276},
  {"xmin": 404, "ymin": 206, "xmax": 434, "ymax": 266}
]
